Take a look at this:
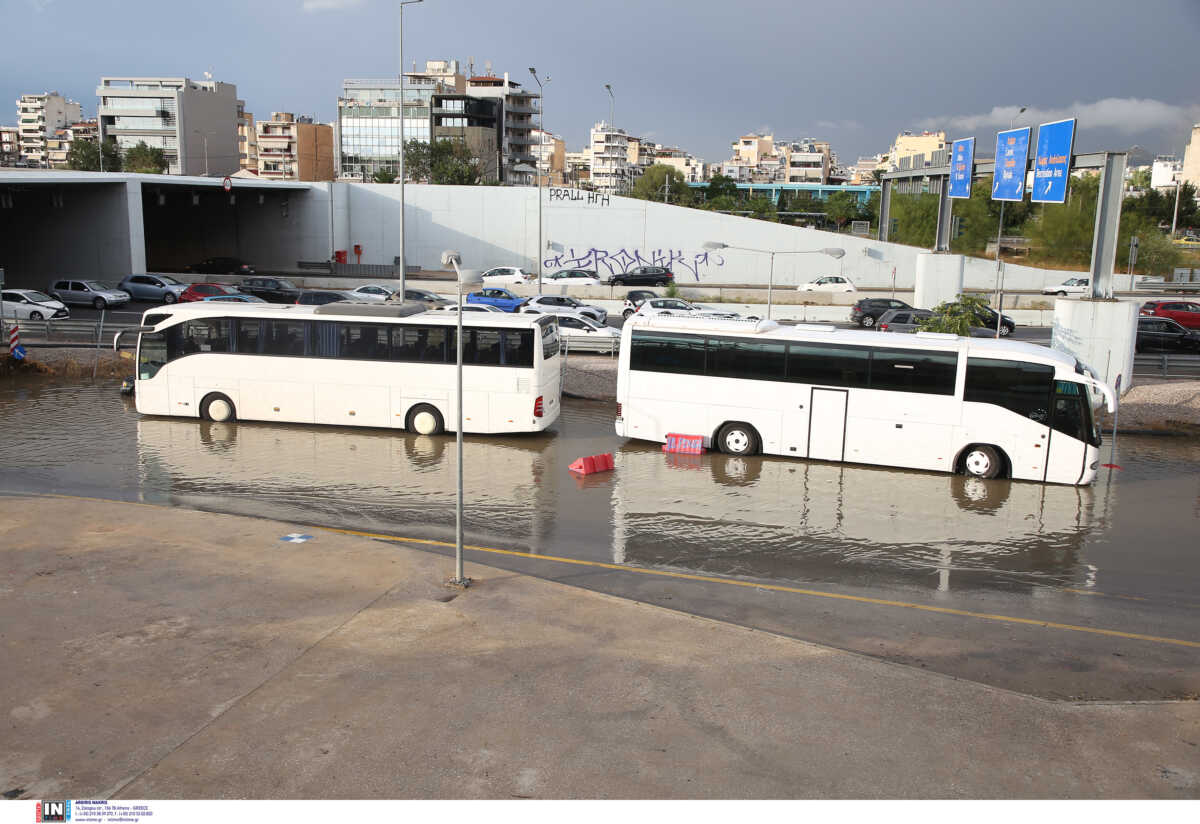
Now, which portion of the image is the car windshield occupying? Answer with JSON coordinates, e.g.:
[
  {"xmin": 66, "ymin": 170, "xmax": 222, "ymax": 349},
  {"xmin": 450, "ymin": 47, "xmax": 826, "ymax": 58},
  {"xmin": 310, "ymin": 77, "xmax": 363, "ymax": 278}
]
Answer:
[
  {"xmin": 25, "ymin": 291, "xmax": 54, "ymax": 302},
  {"xmin": 577, "ymin": 316, "xmax": 602, "ymax": 330},
  {"xmin": 158, "ymin": 275, "xmax": 182, "ymax": 285},
  {"xmin": 411, "ymin": 290, "xmax": 436, "ymax": 299},
  {"xmin": 85, "ymin": 281, "xmax": 114, "ymax": 290},
  {"xmin": 277, "ymin": 280, "xmax": 296, "ymax": 289},
  {"xmin": 563, "ymin": 298, "xmax": 582, "ymax": 307}
]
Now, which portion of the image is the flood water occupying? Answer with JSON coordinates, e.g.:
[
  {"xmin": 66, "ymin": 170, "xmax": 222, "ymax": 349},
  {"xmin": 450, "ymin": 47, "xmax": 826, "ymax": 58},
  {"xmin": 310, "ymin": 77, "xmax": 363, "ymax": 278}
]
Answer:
[{"xmin": 3, "ymin": 378, "xmax": 1199, "ymax": 698}]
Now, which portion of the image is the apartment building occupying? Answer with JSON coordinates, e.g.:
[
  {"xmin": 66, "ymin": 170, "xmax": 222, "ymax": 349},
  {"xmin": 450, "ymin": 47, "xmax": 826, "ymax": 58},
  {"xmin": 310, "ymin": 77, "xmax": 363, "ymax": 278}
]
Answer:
[
  {"xmin": 16, "ymin": 92, "xmax": 82, "ymax": 166},
  {"xmin": 654, "ymin": 146, "xmax": 707, "ymax": 183},
  {"xmin": 0, "ymin": 125, "xmax": 19, "ymax": 165},
  {"xmin": 531, "ymin": 128, "xmax": 565, "ymax": 185},
  {"xmin": 1150, "ymin": 155, "xmax": 1181, "ymax": 191},
  {"xmin": 255, "ymin": 112, "xmax": 334, "ymax": 181},
  {"xmin": 564, "ymin": 147, "xmax": 591, "ymax": 186},
  {"xmin": 888, "ymin": 130, "xmax": 946, "ymax": 171},
  {"xmin": 96, "ymin": 76, "xmax": 239, "ymax": 175},
  {"xmin": 465, "ymin": 72, "xmax": 540, "ymax": 185},
  {"xmin": 338, "ymin": 78, "xmax": 406, "ymax": 180},
  {"xmin": 1183, "ymin": 123, "xmax": 1200, "ymax": 191},
  {"xmin": 589, "ymin": 122, "xmax": 632, "ymax": 194},
  {"xmin": 782, "ymin": 138, "xmax": 831, "ymax": 184},
  {"xmin": 237, "ymin": 100, "xmax": 258, "ymax": 172},
  {"xmin": 430, "ymin": 93, "xmax": 502, "ymax": 181}
]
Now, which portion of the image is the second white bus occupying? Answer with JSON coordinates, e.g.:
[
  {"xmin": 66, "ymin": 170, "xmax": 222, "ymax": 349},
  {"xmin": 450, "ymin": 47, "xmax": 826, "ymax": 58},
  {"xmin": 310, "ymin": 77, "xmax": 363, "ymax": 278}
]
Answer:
[
  {"xmin": 124, "ymin": 302, "xmax": 561, "ymax": 434},
  {"xmin": 615, "ymin": 316, "xmax": 1114, "ymax": 485}
]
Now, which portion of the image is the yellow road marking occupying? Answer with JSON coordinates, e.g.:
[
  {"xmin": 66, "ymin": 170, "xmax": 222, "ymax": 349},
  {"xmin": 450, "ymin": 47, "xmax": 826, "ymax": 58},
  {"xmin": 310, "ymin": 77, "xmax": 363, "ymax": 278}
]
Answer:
[{"xmin": 25, "ymin": 493, "xmax": 1200, "ymax": 650}]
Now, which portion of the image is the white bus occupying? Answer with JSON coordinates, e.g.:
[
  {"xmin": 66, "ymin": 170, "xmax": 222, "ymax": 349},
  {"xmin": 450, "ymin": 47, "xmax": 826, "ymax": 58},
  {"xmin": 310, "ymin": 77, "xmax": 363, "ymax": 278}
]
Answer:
[
  {"xmin": 122, "ymin": 302, "xmax": 561, "ymax": 434},
  {"xmin": 615, "ymin": 316, "xmax": 1115, "ymax": 485}
]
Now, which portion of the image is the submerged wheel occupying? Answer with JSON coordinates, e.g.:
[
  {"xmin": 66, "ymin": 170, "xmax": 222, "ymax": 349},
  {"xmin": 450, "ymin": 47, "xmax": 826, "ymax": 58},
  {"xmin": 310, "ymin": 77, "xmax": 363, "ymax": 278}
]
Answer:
[
  {"xmin": 406, "ymin": 403, "xmax": 445, "ymax": 436},
  {"xmin": 962, "ymin": 444, "xmax": 1002, "ymax": 479},
  {"xmin": 717, "ymin": 422, "xmax": 759, "ymax": 456},
  {"xmin": 861, "ymin": 315, "xmax": 875, "ymax": 328},
  {"xmin": 201, "ymin": 393, "xmax": 237, "ymax": 422}
]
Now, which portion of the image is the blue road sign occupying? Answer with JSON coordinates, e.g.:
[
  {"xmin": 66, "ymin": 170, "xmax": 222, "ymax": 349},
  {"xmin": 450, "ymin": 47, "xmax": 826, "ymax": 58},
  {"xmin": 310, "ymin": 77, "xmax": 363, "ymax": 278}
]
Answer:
[
  {"xmin": 948, "ymin": 137, "xmax": 975, "ymax": 198},
  {"xmin": 12, "ymin": 344, "xmax": 26, "ymax": 360},
  {"xmin": 1031, "ymin": 118, "xmax": 1076, "ymax": 204},
  {"xmin": 991, "ymin": 126, "xmax": 1031, "ymax": 201}
]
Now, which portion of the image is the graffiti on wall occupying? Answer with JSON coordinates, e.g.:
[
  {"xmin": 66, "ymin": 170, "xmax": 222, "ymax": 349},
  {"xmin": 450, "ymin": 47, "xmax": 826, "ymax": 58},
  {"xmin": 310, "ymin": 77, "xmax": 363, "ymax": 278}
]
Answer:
[
  {"xmin": 542, "ymin": 247, "xmax": 726, "ymax": 282},
  {"xmin": 548, "ymin": 188, "xmax": 610, "ymax": 206}
]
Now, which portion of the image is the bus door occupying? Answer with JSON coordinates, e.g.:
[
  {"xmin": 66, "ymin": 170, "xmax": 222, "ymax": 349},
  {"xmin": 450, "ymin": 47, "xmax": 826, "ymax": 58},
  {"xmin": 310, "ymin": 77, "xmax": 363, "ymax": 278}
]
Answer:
[
  {"xmin": 1044, "ymin": 381, "xmax": 1090, "ymax": 484},
  {"xmin": 808, "ymin": 388, "xmax": 848, "ymax": 462}
]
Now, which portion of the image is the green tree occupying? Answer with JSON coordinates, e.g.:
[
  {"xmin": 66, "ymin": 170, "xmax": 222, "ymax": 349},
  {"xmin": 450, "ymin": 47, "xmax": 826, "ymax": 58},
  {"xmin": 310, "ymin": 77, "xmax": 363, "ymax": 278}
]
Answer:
[
  {"xmin": 1025, "ymin": 174, "xmax": 1099, "ymax": 266},
  {"xmin": 1118, "ymin": 216, "xmax": 1182, "ymax": 275},
  {"xmin": 745, "ymin": 196, "xmax": 778, "ymax": 222},
  {"xmin": 65, "ymin": 138, "xmax": 121, "ymax": 172},
  {"xmin": 123, "ymin": 141, "xmax": 166, "ymax": 174},
  {"xmin": 889, "ymin": 192, "xmax": 939, "ymax": 247},
  {"xmin": 403, "ymin": 139, "xmax": 431, "ymax": 182},
  {"xmin": 949, "ymin": 181, "xmax": 1002, "ymax": 255},
  {"xmin": 429, "ymin": 139, "xmax": 482, "ymax": 185},
  {"xmin": 1128, "ymin": 168, "xmax": 1151, "ymax": 190},
  {"xmin": 631, "ymin": 164, "xmax": 692, "ymax": 204},
  {"xmin": 372, "ymin": 168, "xmax": 397, "ymax": 184},
  {"xmin": 823, "ymin": 190, "xmax": 860, "ymax": 231},
  {"xmin": 703, "ymin": 194, "xmax": 739, "ymax": 212},
  {"xmin": 706, "ymin": 174, "xmax": 738, "ymax": 201},
  {"xmin": 917, "ymin": 294, "xmax": 992, "ymax": 336}
]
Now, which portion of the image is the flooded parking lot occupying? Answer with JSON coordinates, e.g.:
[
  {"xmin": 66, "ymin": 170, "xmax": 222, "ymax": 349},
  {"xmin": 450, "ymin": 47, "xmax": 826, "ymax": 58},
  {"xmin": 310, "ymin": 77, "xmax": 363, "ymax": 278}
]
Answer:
[{"xmin": 2, "ymin": 378, "xmax": 1199, "ymax": 699}]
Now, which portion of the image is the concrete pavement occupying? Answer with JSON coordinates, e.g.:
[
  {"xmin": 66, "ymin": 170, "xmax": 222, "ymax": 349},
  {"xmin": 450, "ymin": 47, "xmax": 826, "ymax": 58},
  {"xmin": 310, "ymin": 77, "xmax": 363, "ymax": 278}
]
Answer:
[{"xmin": 1, "ymin": 495, "xmax": 1197, "ymax": 799}]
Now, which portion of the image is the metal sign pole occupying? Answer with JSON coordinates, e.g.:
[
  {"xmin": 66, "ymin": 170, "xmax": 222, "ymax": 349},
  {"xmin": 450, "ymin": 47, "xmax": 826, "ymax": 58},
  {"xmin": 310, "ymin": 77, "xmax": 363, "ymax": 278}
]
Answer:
[{"xmin": 454, "ymin": 279, "xmax": 466, "ymax": 585}]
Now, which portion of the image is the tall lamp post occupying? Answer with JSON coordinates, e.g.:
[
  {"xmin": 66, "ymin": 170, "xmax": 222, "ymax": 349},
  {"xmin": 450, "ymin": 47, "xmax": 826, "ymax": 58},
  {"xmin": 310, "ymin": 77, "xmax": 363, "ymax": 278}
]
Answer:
[
  {"xmin": 529, "ymin": 68, "xmax": 551, "ymax": 294},
  {"xmin": 604, "ymin": 84, "xmax": 619, "ymax": 194},
  {"xmin": 397, "ymin": 0, "xmax": 424, "ymax": 298},
  {"xmin": 441, "ymin": 249, "xmax": 479, "ymax": 588},
  {"xmin": 993, "ymin": 104, "xmax": 1026, "ymax": 338},
  {"xmin": 703, "ymin": 242, "xmax": 845, "ymax": 319}
]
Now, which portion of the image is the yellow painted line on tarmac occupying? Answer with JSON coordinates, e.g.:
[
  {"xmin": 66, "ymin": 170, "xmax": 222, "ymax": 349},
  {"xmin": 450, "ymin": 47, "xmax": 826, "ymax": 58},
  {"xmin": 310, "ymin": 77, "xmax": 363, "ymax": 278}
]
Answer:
[
  {"xmin": 25, "ymin": 493, "xmax": 1200, "ymax": 650},
  {"xmin": 319, "ymin": 525, "xmax": 1200, "ymax": 650}
]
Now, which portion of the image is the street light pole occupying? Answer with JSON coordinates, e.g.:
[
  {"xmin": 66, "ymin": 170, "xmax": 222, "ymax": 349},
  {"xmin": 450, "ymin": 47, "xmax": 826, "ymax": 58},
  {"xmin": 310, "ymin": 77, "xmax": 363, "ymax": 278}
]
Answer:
[
  {"xmin": 529, "ymin": 68, "xmax": 550, "ymax": 295},
  {"xmin": 397, "ymin": 0, "xmax": 424, "ymax": 299}
]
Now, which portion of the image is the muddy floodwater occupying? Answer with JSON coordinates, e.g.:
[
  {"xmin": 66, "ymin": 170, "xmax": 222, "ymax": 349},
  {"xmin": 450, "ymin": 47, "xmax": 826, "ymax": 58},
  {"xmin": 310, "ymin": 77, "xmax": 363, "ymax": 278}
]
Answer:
[{"xmin": 3, "ymin": 378, "xmax": 1199, "ymax": 699}]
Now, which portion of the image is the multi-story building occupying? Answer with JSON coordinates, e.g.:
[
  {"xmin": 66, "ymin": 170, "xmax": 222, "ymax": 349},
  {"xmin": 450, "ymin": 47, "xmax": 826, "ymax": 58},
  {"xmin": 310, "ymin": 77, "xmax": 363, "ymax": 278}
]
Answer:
[
  {"xmin": 888, "ymin": 130, "xmax": 946, "ymax": 171},
  {"xmin": 96, "ymin": 76, "xmax": 239, "ymax": 175},
  {"xmin": 338, "ymin": 78, "xmax": 406, "ymax": 180},
  {"xmin": 653, "ymin": 146, "xmax": 707, "ymax": 183},
  {"xmin": 0, "ymin": 125, "xmax": 19, "ymax": 165},
  {"xmin": 564, "ymin": 147, "xmax": 592, "ymax": 187},
  {"xmin": 255, "ymin": 112, "xmax": 334, "ymax": 181},
  {"xmin": 1150, "ymin": 154, "xmax": 1182, "ymax": 191},
  {"xmin": 1183, "ymin": 124, "xmax": 1200, "ymax": 192},
  {"xmin": 464, "ymin": 73, "xmax": 540, "ymax": 185},
  {"xmin": 590, "ymin": 122, "xmax": 633, "ymax": 194},
  {"xmin": 430, "ymin": 93, "xmax": 502, "ymax": 182},
  {"xmin": 46, "ymin": 119, "xmax": 101, "ymax": 166},
  {"xmin": 16, "ymin": 92, "xmax": 82, "ymax": 166},
  {"xmin": 781, "ymin": 138, "xmax": 831, "ymax": 184},
  {"xmin": 531, "ymin": 128, "xmax": 565, "ymax": 185},
  {"xmin": 237, "ymin": 100, "xmax": 258, "ymax": 172},
  {"xmin": 851, "ymin": 154, "xmax": 886, "ymax": 185}
]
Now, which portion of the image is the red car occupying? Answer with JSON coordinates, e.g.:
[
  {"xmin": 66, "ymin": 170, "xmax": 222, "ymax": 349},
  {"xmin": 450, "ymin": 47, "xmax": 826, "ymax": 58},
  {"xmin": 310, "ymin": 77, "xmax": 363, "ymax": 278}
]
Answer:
[
  {"xmin": 1140, "ymin": 300, "xmax": 1200, "ymax": 329},
  {"xmin": 180, "ymin": 283, "xmax": 242, "ymax": 302}
]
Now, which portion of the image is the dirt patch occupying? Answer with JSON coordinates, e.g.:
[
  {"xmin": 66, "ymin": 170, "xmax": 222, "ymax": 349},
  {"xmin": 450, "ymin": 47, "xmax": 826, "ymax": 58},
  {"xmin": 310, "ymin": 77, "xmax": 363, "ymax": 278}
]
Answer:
[
  {"xmin": 1103, "ymin": 380, "xmax": 1200, "ymax": 433},
  {"xmin": 2, "ymin": 350, "xmax": 132, "ymax": 380}
]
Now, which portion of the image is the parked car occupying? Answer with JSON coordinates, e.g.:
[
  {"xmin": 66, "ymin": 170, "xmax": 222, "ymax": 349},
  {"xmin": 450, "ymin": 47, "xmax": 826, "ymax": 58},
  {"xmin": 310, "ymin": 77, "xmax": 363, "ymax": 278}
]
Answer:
[
  {"xmin": 798, "ymin": 275, "xmax": 855, "ymax": 293},
  {"xmin": 389, "ymin": 288, "xmax": 453, "ymax": 309},
  {"xmin": 1172, "ymin": 236, "xmax": 1200, "ymax": 249},
  {"xmin": 436, "ymin": 303, "xmax": 506, "ymax": 313},
  {"xmin": 635, "ymin": 298, "xmax": 743, "ymax": 319},
  {"xmin": 965, "ymin": 304, "xmax": 1016, "ymax": 337},
  {"xmin": 608, "ymin": 266, "xmax": 674, "ymax": 287},
  {"xmin": 851, "ymin": 297, "xmax": 911, "ymax": 328},
  {"xmin": 555, "ymin": 312, "xmax": 621, "ymax": 345},
  {"xmin": 521, "ymin": 294, "xmax": 608, "ymax": 324},
  {"xmin": 185, "ymin": 256, "xmax": 255, "ymax": 276},
  {"xmin": 350, "ymin": 284, "xmax": 397, "ymax": 301},
  {"xmin": 239, "ymin": 277, "xmax": 302, "ymax": 303},
  {"xmin": 1042, "ymin": 277, "xmax": 1090, "ymax": 296},
  {"xmin": 118, "ymin": 273, "xmax": 187, "ymax": 303},
  {"xmin": 201, "ymin": 294, "xmax": 267, "ymax": 303},
  {"xmin": 49, "ymin": 279, "xmax": 131, "ymax": 310},
  {"xmin": 1, "ymin": 288, "xmax": 69, "ymax": 320},
  {"xmin": 876, "ymin": 308, "xmax": 934, "ymax": 333},
  {"xmin": 295, "ymin": 289, "xmax": 360, "ymax": 306},
  {"xmin": 465, "ymin": 288, "xmax": 527, "ymax": 312},
  {"xmin": 480, "ymin": 266, "xmax": 534, "ymax": 285},
  {"xmin": 1140, "ymin": 299, "xmax": 1200, "ymax": 329},
  {"xmin": 180, "ymin": 282, "xmax": 242, "ymax": 302},
  {"xmin": 622, "ymin": 290, "xmax": 659, "ymax": 318},
  {"xmin": 1136, "ymin": 316, "xmax": 1200, "ymax": 352},
  {"xmin": 543, "ymin": 268, "xmax": 604, "ymax": 287}
]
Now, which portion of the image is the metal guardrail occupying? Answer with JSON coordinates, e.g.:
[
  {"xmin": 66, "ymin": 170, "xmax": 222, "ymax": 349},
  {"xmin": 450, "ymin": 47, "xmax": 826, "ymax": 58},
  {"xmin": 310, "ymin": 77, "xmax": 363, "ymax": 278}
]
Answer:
[
  {"xmin": 4, "ymin": 318, "xmax": 139, "ymax": 347},
  {"xmin": 561, "ymin": 336, "xmax": 619, "ymax": 356},
  {"xmin": 1134, "ymin": 281, "xmax": 1200, "ymax": 293},
  {"xmin": 1133, "ymin": 353, "xmax": 1200, "ymax": 380}
]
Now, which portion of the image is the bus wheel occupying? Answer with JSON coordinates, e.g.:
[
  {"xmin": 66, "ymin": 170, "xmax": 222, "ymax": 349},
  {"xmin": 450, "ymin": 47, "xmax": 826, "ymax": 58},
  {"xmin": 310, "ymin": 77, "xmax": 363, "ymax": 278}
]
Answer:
[
  {"xmin": 406, "ymin": 403, "xmax": 444, "ymax": 436},
  {"xmin": 717, "ymin": 422, "xmax": 759, "ymax": 456},
  {"xmin": 962, "ymin": 444, "xmax": 1002, "ymax": 479},
  {"xmin": 201, "ymin": 393, "xmax": 237, "ymax": 422}
]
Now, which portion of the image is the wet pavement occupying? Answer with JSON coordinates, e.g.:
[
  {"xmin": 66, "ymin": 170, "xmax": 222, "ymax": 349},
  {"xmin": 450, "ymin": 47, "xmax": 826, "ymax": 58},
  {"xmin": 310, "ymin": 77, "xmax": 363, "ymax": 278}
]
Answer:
[{"xmin": 2, "ymin": 378, "xmax": 1199, "ymax": 700}]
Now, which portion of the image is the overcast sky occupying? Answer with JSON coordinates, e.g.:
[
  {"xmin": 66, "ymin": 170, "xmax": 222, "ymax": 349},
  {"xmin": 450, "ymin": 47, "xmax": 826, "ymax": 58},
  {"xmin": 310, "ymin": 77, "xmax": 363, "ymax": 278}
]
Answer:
[{"xmin": 4, "ymin": 0, "xmax": 1200, "ymax": 165}]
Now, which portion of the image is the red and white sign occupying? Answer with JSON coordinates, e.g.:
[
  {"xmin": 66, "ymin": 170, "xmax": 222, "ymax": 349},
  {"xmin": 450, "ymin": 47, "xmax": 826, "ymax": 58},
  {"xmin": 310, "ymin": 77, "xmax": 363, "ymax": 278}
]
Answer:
[{"xmin": 222, "ymin": 176, "xmax": 232, "ymax": 192}]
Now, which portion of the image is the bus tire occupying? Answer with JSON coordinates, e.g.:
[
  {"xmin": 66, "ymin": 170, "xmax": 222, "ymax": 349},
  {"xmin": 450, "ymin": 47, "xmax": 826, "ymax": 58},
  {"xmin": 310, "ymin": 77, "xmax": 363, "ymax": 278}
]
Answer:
[
  {"xmin": 201, "ymin": 392, "xmax": 237, "ymax": 423},
  {"xmin": 406, "ymin": 403, "xmax": 444, "ymax": 436},
  {"xmin": 961, "ymin": 444, "xmax": 1003, "ymax": 480},
  {"xmin": 716, "ymin": 421, "xmax": 759, "ymax": 456}
]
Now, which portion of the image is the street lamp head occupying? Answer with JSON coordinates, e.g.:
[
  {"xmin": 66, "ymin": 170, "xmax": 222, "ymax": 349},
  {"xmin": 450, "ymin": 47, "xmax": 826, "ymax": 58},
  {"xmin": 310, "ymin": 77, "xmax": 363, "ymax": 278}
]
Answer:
[
  {"xmin": 528, "ymin": 67, "xmax": 536, "ymax": 76},
  {"xmin": 605, "ymin": 84, "xmax": 613, "ymax": 95},
  {"xmin": 702, "ymin": 241, "xmax": 728, "ymax": 251},
  {"xmin": 821, "ymin": 248, "xmax": 846, "ymax": 260},
  {"xmin": 440, "ymin": 250, "xmax": 462, "ymax": 267}
]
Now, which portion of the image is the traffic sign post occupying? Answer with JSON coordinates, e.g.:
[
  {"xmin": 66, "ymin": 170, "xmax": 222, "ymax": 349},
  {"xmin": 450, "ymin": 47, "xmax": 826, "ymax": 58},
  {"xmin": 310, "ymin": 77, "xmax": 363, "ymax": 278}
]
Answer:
[
  {"xmin": 991, "ymin": 127, "xmax": 1031, "ymax": 201},
  {"xmin": 1031, "ymin": 118, "xmax": 1076, "ymax": 204},
  {"xmin": 948, "ymin": 137, "xmax": 975, "ymax": 199}
]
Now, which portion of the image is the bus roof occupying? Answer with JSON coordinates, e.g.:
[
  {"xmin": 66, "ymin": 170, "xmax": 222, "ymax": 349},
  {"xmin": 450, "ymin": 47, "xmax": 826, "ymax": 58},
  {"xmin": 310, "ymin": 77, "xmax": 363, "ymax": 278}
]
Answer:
[{"xmin": 144, "ymin": 302, "xmax": 547, "ymax": 329}]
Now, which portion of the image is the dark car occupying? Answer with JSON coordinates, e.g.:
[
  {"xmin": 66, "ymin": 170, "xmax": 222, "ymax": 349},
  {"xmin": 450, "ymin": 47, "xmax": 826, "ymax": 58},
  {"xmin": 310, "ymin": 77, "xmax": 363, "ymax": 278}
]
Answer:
[
  {"xmin": 876, "ymin": 308, "xmax": 933, "ymax": 333},
  {"xmin": 971, "ymin": 305, "xmax": 1016, "ymax": 337},
  {"xmin": 1140, "ymin": 299, "xmax": 1200, "ymax": 330},
  {"xmin": 296, "ymin": 289, "xmax": 359, "ymax": 306},
  {"xmin": 1136, "ymin": 316, "xmax": 1200, "ymax": 352},
  {"xmin": 186, "ymin": 256, "xmax": 255, "ymax": 276},
  {"xmin": 851, "ymin": 298, "xmax": 911, "ymax": 328},
  {"xmin": 608, "ymin": 266, "xmax": 674, "ymax": 287},
  {"xmin": 239, "ymin": 277, "xmax": 301, "ymax": 303}
]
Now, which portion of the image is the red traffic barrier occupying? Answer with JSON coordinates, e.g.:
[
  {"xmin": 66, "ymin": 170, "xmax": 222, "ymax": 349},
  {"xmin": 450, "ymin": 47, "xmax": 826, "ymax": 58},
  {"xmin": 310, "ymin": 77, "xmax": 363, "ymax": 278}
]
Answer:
[
  {"xmin": 662, "ymin": 433, "xmax": 705, "ymax": 454},
  {"xmin": 569, "ymin": 452, "xmax": 614, "ymax": 475}
]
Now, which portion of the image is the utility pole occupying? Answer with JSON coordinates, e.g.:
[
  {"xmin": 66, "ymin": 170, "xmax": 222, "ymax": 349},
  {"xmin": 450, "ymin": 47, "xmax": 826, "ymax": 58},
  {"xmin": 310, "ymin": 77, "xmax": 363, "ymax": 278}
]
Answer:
[
  {"xmin": 529, "ymin": 68, "xmax": 550, "ymax": 294},
  {"xmin": 397, "ymin": 0, "xmax": 424, "ymax": 298}
]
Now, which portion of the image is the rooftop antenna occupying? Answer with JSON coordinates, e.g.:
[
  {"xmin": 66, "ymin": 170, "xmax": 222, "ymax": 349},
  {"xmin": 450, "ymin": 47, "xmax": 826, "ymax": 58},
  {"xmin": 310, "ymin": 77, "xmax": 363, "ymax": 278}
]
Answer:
[
  {"xmin": 484, "ymin": 59, "xmax": 492, "ymax": 76},
  {"xmin": 468, "ymin": 55, "xmax": 474, "ymax": 76},
  {"xmin": 203, "ymin": 68, "xmax": 213, "ymax": 81}
]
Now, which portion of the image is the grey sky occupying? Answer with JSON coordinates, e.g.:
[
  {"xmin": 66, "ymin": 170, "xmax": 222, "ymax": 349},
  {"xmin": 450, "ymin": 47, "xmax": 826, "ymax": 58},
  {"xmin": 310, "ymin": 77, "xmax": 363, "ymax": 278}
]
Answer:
[{"xmin": 5, "ymin": 0, "xmax": 1200, "ymax": 164}]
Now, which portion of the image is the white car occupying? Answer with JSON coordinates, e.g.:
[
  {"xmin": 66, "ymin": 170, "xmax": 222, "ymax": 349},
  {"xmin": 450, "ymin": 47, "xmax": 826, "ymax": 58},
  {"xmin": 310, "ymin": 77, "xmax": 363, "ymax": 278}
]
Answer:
[
  {"xmin": 555, "ymin": 311, "xmax": 621, "ymax": 347},
  {"xmin": 543, "ymin": 269, "xmax": 604, "ymax": 287},
  {"xmin": 436, "ymin": 303, "xmax": 506, "ymax": 313},
  {"xmin": 1043, "ymin": 277, "xmax": 1090, "ymax": 296},
  {"xmin": 634, "ymin": 298, "xmax": 744, "ymax": 319},
  {"xmin": 1, "ymin": 288, "xmax": 70, "ymax": 320},
  {"xmin": 481, "ymin": 266, "xmax": 534, "ymax": 285},
  {"xmin": 522, "ymin": 294, "xmax": 607, "ymax": 324},
  {"xmin": 798, "ymin": 275, "xmax": 855, "ymax": 293},
  {"xmin": 350, "ymin": 284, "xmax": 396, "ymax": 301}
]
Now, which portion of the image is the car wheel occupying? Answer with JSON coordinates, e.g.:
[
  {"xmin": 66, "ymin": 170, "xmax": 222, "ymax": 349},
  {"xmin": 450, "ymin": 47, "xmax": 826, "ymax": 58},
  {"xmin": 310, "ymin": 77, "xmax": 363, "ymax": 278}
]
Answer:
[
  {"xmin": 717, "ymin": 422, "xmax": 759, "ymax": 457},
  {"xmin": 93, "ymin": 297, "xmax": 107, "ymax": 310},
  {"xmin": 962, "ymin": 444, "xmax": 1003, "ymax": 480},
  {"xmin": 164, "ymin": 292, "xmax": 177, "ymax": 304},
  {"xmin": 861, "ymin": 315, "xmax": 876, "ymax": 328},
  {"xmin": 998, "ymin": 324, "xmax": 1011, "ymax": 337},
  {"xmin": 29, "ymin": 311, "xmax": 43, "ymax": 321},
  {"xmin": 406, "ymin": 403, "xmax": 445, "ymax": 436},
  {"xmin": 201, "ymin": 393, "xmax": 237, "ymax": 423},
  {"xmin": 1056, "ymin": 290, "xmax": 1067, "ymax": 296},
  {"xmin": 622, "ymin": 309, "xmax": 634, "ymax": 319},
  {"xmin": 655, "ymin": 280, "xmax": 667, "ymax": 287}
]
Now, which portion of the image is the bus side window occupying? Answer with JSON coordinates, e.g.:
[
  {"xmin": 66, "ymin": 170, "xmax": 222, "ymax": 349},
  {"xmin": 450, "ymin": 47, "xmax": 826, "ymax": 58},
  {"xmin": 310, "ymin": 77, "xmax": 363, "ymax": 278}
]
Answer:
[{"xmin": 964, "ymin": 358, "xmax": 1053, "ymax": 422}]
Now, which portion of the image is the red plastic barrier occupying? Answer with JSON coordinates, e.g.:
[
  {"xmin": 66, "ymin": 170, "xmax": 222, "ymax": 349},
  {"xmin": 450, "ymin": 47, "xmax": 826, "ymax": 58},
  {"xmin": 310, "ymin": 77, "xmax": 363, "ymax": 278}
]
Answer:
[
  {"xmin": 569, "ymin": 453, "xmax": 615, "ymax": 475},
  {"xmin": 662, "ymin": 433, "xmax": 705, "ymax": 454}
]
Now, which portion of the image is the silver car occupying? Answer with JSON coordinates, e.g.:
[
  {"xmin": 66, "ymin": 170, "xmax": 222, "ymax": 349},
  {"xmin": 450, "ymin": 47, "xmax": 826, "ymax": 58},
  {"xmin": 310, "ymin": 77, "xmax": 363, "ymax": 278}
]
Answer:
[
  {"xmin": 877, "ymin": 308, "xmax": 997, "ymax": 337},
  {"xmin": 118, "ymin": 273, "xmax": 187, "ymax": 303},
  {"xmin": 522, "ymin": 294, "xmax": 607, "ymax": 324},
  {"xmin": 49, "ymin": 279, "xmax": 131, "ymax": 310}
]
